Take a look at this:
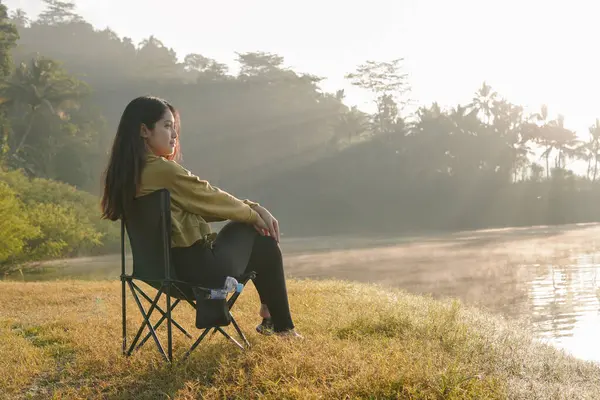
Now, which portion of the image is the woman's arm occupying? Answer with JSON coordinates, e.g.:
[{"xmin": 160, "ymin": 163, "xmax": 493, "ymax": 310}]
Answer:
[
  {"xmin": 164, "ymin": 161, "xmax": 260, "ymax": 224},
  {"xmin": 202, "ymin": 215, "xmax": 227, "ymax": 223},
  {"xmin": 203, "ymin": 199, "xmax": 258, "ymax": 222}
]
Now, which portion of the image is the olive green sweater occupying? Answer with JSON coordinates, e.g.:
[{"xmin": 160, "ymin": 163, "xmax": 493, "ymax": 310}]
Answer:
[{"xmin": 137, "ymin": 153, "xmax": 260, "ymax": 248}]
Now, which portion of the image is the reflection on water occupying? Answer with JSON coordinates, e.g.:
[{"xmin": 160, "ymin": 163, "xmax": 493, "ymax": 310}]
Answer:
[
  {"xmin": 529, "ymin": 254, "xmax": 600, "ymax": 362},
  {"xmin": 4, "ymin": 223, "xmax": 600, "ymax": 363}
]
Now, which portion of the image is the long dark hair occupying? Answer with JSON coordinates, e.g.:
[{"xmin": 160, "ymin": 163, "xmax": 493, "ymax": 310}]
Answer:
[{"xmin": 101, "ymin": 96, "xmax": 180, "ymax": 221}]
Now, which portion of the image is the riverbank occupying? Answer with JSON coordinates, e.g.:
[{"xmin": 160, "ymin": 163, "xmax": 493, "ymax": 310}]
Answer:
[
  {"xmin": 1, "ymin": 279, "xmax": 599, "ymax": 399},
  {"xmin": 12, "ymin": 222, "xmax": 599, "ymax": 270}
]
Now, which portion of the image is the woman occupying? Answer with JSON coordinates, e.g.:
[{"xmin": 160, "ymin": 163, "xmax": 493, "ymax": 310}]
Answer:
[{"xmin": 101, "ymin": 96, "xmax": 301, "ymax": 338}]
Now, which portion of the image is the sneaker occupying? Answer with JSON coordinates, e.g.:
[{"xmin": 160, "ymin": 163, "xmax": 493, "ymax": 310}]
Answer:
[{"xmin": 256, "ymin": 317, "xmax": 274, "ymax": 336}]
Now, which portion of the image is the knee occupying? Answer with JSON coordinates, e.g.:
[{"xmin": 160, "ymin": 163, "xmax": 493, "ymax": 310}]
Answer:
[
  {"xmin": 218, "ymin": 221, "xmax": 258, "ymax": 241},
  {"xmin": 255, "ymin": 235, "xmax": 282, "ymax": 256},
  {"xmin": 221, "ymin": 220, "xmax": 252, "ymax": 233}
]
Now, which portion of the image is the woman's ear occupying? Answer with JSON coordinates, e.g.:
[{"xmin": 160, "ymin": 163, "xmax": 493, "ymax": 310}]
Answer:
[{"xmin": 140, "ymin": 123, "xmax": 150, "ymax": 138}]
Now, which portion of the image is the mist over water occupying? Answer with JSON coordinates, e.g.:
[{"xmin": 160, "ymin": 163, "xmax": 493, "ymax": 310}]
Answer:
[{"xmin": 7, "ymin": 223, "xmax": 600, "ymax": 363}]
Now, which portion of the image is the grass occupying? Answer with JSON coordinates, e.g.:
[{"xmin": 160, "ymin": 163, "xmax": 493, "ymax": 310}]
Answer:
[{"xmin": 1, "ymin": 279, "xmax": 600, "ymax": 399}]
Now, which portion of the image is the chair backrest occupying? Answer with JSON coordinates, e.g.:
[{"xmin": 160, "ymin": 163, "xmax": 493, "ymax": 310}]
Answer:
[{"xmin": 122, "ymin": 189, "xmax": 177, "ymax": 282}]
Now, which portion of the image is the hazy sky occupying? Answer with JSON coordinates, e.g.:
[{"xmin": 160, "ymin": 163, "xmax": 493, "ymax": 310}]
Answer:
[{"xmin": 5, "ymin": 0, "xmax": 600, "ymax": 136}]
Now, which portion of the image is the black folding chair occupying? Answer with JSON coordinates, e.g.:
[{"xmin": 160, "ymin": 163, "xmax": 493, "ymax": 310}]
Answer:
[{"xmin": 120, "ymin": 189, "xmax": 255, "ymax": 363}]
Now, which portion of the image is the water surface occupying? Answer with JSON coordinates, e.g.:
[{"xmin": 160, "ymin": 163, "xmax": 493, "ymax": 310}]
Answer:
[{"xmin": 5, "ymin": 223, "xmax": 600, "ymax": 362}]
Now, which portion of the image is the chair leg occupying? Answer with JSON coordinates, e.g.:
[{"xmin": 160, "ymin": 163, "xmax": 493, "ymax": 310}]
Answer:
[
  {"xmin": 132, "ymin": 283, "xmax": 192, "ymax": 350},
  {"xmin": 125, "ymin": 277, "xmax": 257, "ymax": 362},
  {"xmin": 121, "ymin": 278, "xmax": 127, "ymax": 356},
  {"xmin": 202, "ymin": 289, "xmax": 249, "ymax": 347},
  {"xmin": 173, "ymin": 284, "xmax": 197, "ymax": 309},
  {"xmin": 182, "ymin": 328, "xmax": 212, "ymax": 361},
  {"xmin": 127, "ymin": 282, "xmax": 168, "ymax": 361},
  {"xmin": 205, "ymin": 320, "xmax": 248, "ymax": 348},
  {"xmin": 207, "ymin": 327, "xmax": 219, "ymax": 342},
  {"xmin": 216, "ymin": 327, "xmax": 244, "ymax": 350},
  {"xmin": 201, "ymin": 286, "xmax": 253, "ymax": 348},
  {"xmin": 127, "ymin": 284, "xmax": 163, "ymax": 354},
  {"xmin": 230, "ymin": 314, "xmax": 250, "ymax": 348},
  {"xmin": 135, "ymin": 301, "xmax": 190, "ymax": 351},
  {"xmin": 166, "ymin": 282, "xmax": 173, "ymax": 363}
]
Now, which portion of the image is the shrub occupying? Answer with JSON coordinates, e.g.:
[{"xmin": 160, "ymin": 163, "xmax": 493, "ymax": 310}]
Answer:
[
  {"xmin": 0, "ymin": 168, "xmax": 118, "ymax": 270},
  {"xmin": 0, "ymin": 182, "xmax": 39, "ymax": 264}
]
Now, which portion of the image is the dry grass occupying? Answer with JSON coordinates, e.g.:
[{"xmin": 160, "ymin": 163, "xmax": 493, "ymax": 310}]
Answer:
[{"xmin": 1, "ymin": 279, "xmax": 599, "ymax": 399}]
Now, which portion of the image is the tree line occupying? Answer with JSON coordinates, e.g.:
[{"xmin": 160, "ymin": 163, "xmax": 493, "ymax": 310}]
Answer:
[{"xmin": 1, "ymin": 0, "xmax": 599, "ymax": 271}]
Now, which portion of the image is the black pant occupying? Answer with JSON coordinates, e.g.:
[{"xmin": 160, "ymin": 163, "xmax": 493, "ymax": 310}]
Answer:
[{"xmin": 171, "ymin": 222, "xmax": 294, "ymax": 332}]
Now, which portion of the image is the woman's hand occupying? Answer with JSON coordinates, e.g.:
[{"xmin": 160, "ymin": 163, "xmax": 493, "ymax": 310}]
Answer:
[
  {"xmin": 253, "ymin": 214, "xmax": 270, "ymax": 237},
  {"xmin": 252, "ymin": 206, "xmax": 280, "ymax": 242}
]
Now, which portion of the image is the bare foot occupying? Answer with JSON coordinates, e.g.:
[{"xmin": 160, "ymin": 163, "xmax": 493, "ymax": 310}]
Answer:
[
  {"xmin": 259, "ymin": 304, "xmax": 271, "ymax": 319},
  {"xmin": 275, "ymin": 329, "xmax": 304, "ymax": 340}
]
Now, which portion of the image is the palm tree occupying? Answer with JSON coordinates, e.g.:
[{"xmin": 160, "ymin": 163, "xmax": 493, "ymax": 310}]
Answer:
[
  {"xmin": 586, "ymin": 119, "xmax": 600, "ymax": 181},
  {"xmin": 138, "ymin": 35, "xmax": 165, "ymax": 49},
  {"xmin": 530, "ymin": 162, "xmax": 544, "ymax": 182},
  {"xmin": 530, "ymin": 105, "xmax": 549, "ymax": 175},
  {"xmin": 0, "ymin": 56, "xmax": 88, "ymax": 157},
  {"xmin": 490, "ymin": 99, "xmax": 531, "ymax": 181},
  {"xmin": 373, "ymin": 93, "xmax": 402, "ymax": 136},
  {"xmin": 532, "ymin": 104, "xmax": 549, "ymax": 123},
  {"xmin": 470, "ymin": 81, "xmax": 497, "ymax": 124},
  {"xmin": 405, "ymin": 103, "xmax": 452, "ymax": 179},
  {"xmin": 528, "ymin": 105, "xmax": 574, "ymax": 178},
  {"xmin": 538, "ymin": 114, "xmax": 579, "ymax": 174},
  {"xmin": 336, "ymin": 106, "xmax": 369, "ymax": 145},
  {"xmin": 576, "ymin": 140, "xmax": 593, "ymax": 180},
  {"xmin": 9, "ymin": 8, "xmax": 29, "ymax": 28}
]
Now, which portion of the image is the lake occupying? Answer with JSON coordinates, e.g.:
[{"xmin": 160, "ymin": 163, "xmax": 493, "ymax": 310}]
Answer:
[{"xmin": 5, "ymin": 223, "xmax": 600, "ymax": 363}]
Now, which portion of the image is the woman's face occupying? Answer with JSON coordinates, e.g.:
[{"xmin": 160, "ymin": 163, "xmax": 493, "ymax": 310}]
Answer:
[{"xmin": 141, "ymin": 109, "xmax": 177, "ymax": 157}]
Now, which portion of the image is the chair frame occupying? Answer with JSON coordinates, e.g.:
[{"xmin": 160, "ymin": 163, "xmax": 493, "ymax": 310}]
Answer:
[{"xmin": 120, "ymin": 190, "xmax": 254, "ymax": 363}]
